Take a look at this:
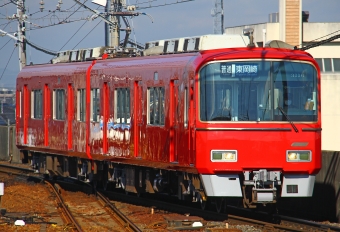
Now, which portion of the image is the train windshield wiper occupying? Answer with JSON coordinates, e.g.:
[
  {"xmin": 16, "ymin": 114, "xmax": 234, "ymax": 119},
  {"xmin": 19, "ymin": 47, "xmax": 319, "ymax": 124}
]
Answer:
[{"xmin": 277, "ymin": 106, "xmax": 298, "ymax": 133}]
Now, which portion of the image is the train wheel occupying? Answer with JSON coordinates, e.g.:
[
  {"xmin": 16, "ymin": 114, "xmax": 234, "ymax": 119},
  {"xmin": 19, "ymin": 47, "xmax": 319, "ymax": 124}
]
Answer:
[
  {"xmin": 213, "ymin": 198, "xmax": 226, "ymax": 213},
  {"xmin": 200, "ymin": 199, "xmax": 207, "ymax": 210},
  {"xmin": 102, "ymin": 180, "xmax": 108, "ymax": 191}
]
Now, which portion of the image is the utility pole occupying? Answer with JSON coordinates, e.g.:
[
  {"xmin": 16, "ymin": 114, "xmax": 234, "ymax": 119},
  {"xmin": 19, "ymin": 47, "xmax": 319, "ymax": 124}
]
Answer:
[
  {"xmin": 105, "ymin": 0, "xmax": 121, "ymax": 47},
  {"xmin": 17, "ymin": 0, "xmax": 26, "ymax": 70},
  {"xmin": 211, "ymin": 0, "xmax": 224, "ymax": 34}
]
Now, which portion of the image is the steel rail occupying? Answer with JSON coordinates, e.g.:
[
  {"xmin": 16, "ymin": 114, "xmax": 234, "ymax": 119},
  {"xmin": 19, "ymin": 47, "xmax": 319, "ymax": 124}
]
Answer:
[
  {"xmin": 104, "ymin": 190, "xmax": 340, "ymax": 232},
  {"xmin": 97, "ymin": 191, "xmax": 142, "ymax": 232},
  {"xmin": 44, "ymin": 181, "xmax": 82, "ymax": 232}
]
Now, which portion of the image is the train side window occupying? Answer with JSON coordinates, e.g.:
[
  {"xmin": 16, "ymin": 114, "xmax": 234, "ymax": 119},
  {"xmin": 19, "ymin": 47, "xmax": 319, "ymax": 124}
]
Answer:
[
  {"xmin": 91, "ymin": 88, "xmax": 100, "ymax": 122},
  {"xmin": 114, "ymin": 88, "xmax": 130, "ymax": 124},
  {"xmin": 53, "ymin": 89, "xmax": 65, "ymax": 120},
  {"xmin": 31, "ymin": 89, "xmax": 42, "ymax": 119},
  {"xmin": 147, "ymin": 87, "xmax": 165, "ymax": 125},
  {"xmin": 184, "ymin": 87, "xmax": 188, "ymax": 128},
  {"xmin": 77, "ymin": 89, "xmax": 86, "ymax": 121}
]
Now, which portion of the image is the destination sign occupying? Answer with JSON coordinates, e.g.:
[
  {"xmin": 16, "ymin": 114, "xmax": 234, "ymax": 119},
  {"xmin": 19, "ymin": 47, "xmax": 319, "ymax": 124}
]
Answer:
[{"xmin": 220, "ymin": 63, "xmax": 259, "ymax": 77}]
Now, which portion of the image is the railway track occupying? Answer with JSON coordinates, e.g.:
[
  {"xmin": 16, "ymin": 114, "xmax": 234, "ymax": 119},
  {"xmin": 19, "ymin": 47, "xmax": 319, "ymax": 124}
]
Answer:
[
  {"xmin": 104, "ymin": 188, "xmax": 340, "ymax": 232},
  {"xmin": 96, "ymin": 191, "xmax": 142, "ymax": 232},
  {"xmin": 47, "ymin": 182, "xmax": 141, "ymax": 232},
  {"xmin": 0, "ymin": 163, "xmax": 142, "ymax": 231},
  {"xmin": 1, "ymin": 162, "xmax": 340, "ymax": 231}
]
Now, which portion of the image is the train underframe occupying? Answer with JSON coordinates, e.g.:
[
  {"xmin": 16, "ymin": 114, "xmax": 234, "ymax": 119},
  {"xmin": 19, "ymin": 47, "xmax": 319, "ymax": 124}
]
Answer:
[{"xmin": 21, "ymin": 150, "xmax": 288, "ymax": 212}]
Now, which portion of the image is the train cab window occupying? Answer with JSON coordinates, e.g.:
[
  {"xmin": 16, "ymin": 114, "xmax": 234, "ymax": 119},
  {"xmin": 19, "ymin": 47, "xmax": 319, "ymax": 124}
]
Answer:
[
  {"xmin": 77, "ymin": 89, "xmax": 86, "ymax": 121},
  {"xmin": 53, "ymin": 89, "xmax": 65, "ymax": 120},
  {"xmin": 199, "ymin": 61, "xmax": 318, "ymax": 122},
  {"xmin": 114, "ymin": 88, "xmax": 130, "ymax": 124},
  {"xmin": 31, "ymin": 90, "xmax": 42, "ymax": 119},
  {"xmin": 91, "ymin": 88, "xmax": 100, "ymax": 122},
  {"xmin": 147, "ymin": 87, "xmax": 165, "ymax": 125}
]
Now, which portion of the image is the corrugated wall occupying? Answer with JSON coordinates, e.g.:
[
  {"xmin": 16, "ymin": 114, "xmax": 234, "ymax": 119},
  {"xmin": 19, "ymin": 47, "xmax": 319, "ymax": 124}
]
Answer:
[{"xmin": 0, "ymin": 125, "xmax": 20, "ymax": 162}]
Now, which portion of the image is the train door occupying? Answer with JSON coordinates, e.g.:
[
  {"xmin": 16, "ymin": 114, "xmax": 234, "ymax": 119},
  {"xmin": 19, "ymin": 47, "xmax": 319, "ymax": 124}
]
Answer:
[
  {"xmin": 44, "ymin": 84, "xmax": 50, "ymax": 147},
  {"xmin": 135, "ymin": 81, "xmax": 143, "ymax": 158},
  {"xmin": 67, "ymin": 84, "xmax": 74, "ymax": 150},
  {"xmin": 23, "ymin": 85, "xmax": 28, "ymax": 144}
]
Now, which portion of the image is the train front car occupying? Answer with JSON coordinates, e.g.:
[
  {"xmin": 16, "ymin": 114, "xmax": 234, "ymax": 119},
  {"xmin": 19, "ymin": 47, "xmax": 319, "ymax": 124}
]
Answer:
[{"xmin": 194, "ymin": 47, "xmax": 321, "ymax": 208}]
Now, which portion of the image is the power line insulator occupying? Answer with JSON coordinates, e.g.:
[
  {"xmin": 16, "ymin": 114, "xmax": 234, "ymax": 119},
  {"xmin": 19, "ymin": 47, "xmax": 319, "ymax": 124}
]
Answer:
[{"xmin": 39, "ymin": 0, "xmax": 45, "ymax": 12}]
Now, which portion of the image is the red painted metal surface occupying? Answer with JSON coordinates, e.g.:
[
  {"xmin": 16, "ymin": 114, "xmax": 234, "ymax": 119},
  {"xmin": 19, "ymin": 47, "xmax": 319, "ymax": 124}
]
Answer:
[
  {"xmin": 15, "ymin": 47, "xmax": 321, "ymax": 178},
  {"xmin": 44, "ymin": 84, "xmax": 50, "ymax": 147},
  {"xmin": 67, "ymin": 83, "xmax": 73, "ymax": 150}
]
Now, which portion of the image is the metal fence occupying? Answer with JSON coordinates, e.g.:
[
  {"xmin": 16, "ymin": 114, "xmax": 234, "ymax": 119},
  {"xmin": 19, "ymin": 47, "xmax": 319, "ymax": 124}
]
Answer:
[{"xmin": 0, "ymin": 125, "xmax": 20, "ymax": 162}]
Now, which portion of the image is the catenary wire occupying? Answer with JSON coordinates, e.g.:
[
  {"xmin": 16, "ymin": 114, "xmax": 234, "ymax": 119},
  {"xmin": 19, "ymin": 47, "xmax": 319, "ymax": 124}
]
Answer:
[
  {"xmin": 72, "ymin": 19, "xmax": 101, "ymax": 49},
  {"xmin": 0, "ymin": 38, "xmax": 12, "ymax": 51},
  {"xmin": 59, "ymin": 19, "xmax": 89, "ymax": 51},
  {"xmin": 0, "ymin": 1, "xmax": 11, "ymax": 7},
  {"xmin": 0, "ymin": 45, "xmax": 16, "ymax": 81}
]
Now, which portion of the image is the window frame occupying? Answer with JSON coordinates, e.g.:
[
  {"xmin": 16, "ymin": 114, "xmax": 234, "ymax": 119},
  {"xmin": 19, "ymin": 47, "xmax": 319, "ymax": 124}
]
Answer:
[
  {"xmin": 147, "ymin": 86, "xmax": 165, "ymax": 126},
  {"xmin": 77, "ymin": 89, "xmax": 86, "ymax": 121},
  {"xmin": 31, "ymin": 89, "xmax": 42, "ymax": 119},
  {"xmin": 53, "ymin": 89, "xmax": 66, "ymax": 120},
  {"xmin": 114, "ymin": 88, "xmax": 130, "ymax": 124},
  {"xmin": 91, "ymin": 88, "xmax": 100, "ymax": 122}
]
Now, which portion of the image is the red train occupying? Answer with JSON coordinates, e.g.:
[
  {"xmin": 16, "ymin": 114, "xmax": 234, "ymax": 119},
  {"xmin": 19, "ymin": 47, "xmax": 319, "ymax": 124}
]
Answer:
[{"xmin": 15, "ymin": 34, "xmax": 321, "ymax": 210}]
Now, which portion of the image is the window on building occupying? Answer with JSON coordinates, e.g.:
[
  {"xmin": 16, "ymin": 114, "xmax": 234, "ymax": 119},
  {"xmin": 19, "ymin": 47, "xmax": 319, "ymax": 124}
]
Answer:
[
  {"xmin": 77, "ymin": 89, "xmax": 85, "ymax": 121},
  {"xmin": 114, "ymin": 88, "xmax": 130, "ymax": 124},
  {"xmin": 147, "ymin": 87, "xmax": 165, "ymax": 125},
  {"xmin": 324, "ymin": 58, "xmax": 332, "ymax": 72},
  {"xmin": 315, "ymin": 58, "xmax": 323, "ymax": 72},
  {"xmin": 31, "ymin": 90, "xmax": 42, "ymax": 119},
  {"xmin": 91, "ymin": 88, "xmax": 100, "ymax": 122},
  {"xmin": 333, "ymin": 58, "xmax": 340, "ymax": 72},
  {"xmin": 53, "ymin": 89, "xmax": 65, "ymax": 120}
]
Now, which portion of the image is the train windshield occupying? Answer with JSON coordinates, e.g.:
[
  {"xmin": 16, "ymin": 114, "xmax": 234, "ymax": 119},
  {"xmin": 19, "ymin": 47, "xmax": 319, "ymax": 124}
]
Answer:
[{"xmin": 199, "ymin": 60, "xmax": 318, "ymax": 122}]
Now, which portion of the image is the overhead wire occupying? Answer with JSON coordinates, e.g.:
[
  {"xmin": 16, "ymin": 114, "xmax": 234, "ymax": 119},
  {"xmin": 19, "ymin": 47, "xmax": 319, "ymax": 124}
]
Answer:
[
  {"xmin": 59, "ymin": 19, "xmax": 89, "ymax": 51},
  {"xmin": 60, "ymin": 3, "xmax": 101, "ymax": 51},
  {"xmin": 0, "ymin": 45, "xmax": 16, "ymax": 81},
  {"xmin": 25, "ymin": 39, "xmax": 58, "ymax": 56},
  {"xmin": 72, "ymin": 19, "xmax": 102, "ymax": 49},
  {"xmin": 0, "ymin": 1, "xmax": 11, "ymax": 8},
  {"xmin": 0, "ymin": 38, "xmax": 12, "ymax": 51},
  {"xmin": 296, "ymin": 29, "xmax": 340, "ymax": 49}
]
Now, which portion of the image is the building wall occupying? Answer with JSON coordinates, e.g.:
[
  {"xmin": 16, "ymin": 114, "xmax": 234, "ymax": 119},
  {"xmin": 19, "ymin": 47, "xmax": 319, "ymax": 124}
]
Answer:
[
  {"xmin": 303, "ymin": 23, "xmax": 340, "ymax": 43},
  {"xmin": 284, "ymin": 0, "xmax": 301, "ymax": 46},
  {"xmin": 321, "ymin": 73, "xmax": 340, "ymax": 151}
]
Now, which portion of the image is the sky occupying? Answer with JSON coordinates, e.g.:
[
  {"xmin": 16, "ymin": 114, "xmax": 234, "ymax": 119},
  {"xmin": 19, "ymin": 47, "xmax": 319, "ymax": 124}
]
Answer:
[{"xmin": 0, "ymin": 0, "xmax": 339, "ymax": 89}]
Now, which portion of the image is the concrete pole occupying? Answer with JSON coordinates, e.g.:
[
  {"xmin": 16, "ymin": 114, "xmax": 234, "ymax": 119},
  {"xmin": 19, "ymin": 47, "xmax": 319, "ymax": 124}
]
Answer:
[
  {"xmin": 105, "ymin": 0, "xmax": 120, "ymax": 47},
  {"xmin": 17, "ymin": 0, "xmax": 26, "ymax": 70}
]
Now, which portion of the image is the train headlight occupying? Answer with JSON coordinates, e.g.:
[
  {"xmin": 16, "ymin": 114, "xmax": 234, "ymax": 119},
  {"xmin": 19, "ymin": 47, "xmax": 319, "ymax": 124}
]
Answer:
[
  {"xmin": 287, "ymin": 150, "xmax": 311, "ymax": 162},
  {"xmin": 211, "ymin": 150, "xmax": 237, "ymax": 162}
]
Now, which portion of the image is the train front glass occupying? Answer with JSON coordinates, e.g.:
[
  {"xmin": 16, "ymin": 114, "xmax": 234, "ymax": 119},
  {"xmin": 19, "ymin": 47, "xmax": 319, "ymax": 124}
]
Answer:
[{"xmin": 199, "ymin": 60, "xmax": 318, "ymax": 122}]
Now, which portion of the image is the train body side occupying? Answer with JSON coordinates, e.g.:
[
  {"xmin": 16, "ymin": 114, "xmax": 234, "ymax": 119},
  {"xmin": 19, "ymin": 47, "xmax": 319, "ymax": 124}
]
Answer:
[
  {"xmin": 16, "ymin": 53, "xmax": 198, "ymax": 170},
  {"xmin": 15, "ymin": 47, "xmax": 321, "ymax": 205}
]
